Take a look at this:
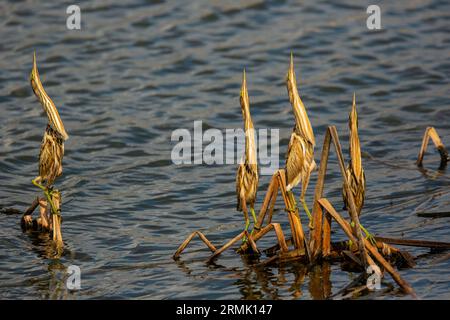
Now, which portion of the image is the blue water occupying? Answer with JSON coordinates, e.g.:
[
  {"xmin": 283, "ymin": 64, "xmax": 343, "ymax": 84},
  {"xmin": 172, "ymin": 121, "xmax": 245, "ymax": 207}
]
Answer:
[{"xmin": 0, "ymin": 0, "xmax": 449, "ymax": 299}]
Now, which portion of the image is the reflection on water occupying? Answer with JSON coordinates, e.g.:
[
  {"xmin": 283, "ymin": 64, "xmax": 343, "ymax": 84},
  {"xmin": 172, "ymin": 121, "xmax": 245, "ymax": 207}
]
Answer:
[
  {"xmin": 0, "ymin": 0, "xmax": 449, "ymax": 299},
  {"xmin": 174, "ymin": 256, "xmax": 334, "ymax": 300}
]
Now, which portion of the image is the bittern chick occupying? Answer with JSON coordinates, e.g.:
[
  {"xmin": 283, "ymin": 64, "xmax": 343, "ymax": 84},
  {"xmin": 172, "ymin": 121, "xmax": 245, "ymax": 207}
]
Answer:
[
  {"xmin": 30, "ymin": 52, "xmax": 69, "ymax": 215},
  {"xmin": 284, "ymin": 54, "xmax": 316, "ymax": 227},
  {"xmin": 342, "ymin": 94, "xmax": 373, "ymax": 242},
  {"xmin": 236, "ymin": 70, "xmax": 259, "ymax": 242}
]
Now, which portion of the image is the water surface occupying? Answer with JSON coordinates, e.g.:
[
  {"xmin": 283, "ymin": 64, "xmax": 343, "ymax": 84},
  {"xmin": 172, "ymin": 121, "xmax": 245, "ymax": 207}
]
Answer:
[{"xmin": 0, "ymin": 0, "xmax": 449, "ymax": 299}]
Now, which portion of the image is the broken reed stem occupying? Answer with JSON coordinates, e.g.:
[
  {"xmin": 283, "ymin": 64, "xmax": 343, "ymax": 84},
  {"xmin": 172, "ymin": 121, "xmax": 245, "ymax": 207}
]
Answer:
[
  {"xmin": 173, "ymin": 231, "xmax": 217, "ymax": 259},
  {"xmin": 207, "ymin": 231, "xmax": 245, "ymax": 263},
  {"xmin": 173, "ymin": 222, "xmax": 287, "ymax": 259},
  {"xmin": 277, "ymin": 170, "xmax": 306, "ymax": 253},
  {"xmin": 322, "ymin": 211, "xmax": 332, "ymax": 257},
  {"xmin": 417, "ymin": 127, "xmax": 448, "ymax": 168},
  {"xmin": 262, "ymin": 237, "xmax": 294, "ymax": 255},
  {"xmin": 266, "ymin": 178, "xmax": 279, "ymax": 225},
  {"xmin": 375, "ymin": 236, "xmax": 450, "ymax": 250},
  {"xmin": 237, "ymin": 223, "xmax": 288, "ymax": 254},
  {"xmin": 333, "ymin": 240, "xmax": 401, "ymax": 256},
  {"xmin": 318, "ymin": 199, "xmax": 376, "ymax": 268},
  {"xmin": 318, "ymin": 198, "xmax": 416, "ymax": 297},
  {"xmin": 310, "ymin": 126, "xmax": 369, "ymax": 264},
  {"xmin": 246, "ymin": 231, "xmax": 259, "ymax": 254},
  {"xmin": 258, "ymin": 248, "xmax": 306, "ymax": 267},
  {"xmin": 39, "ymin": 199, "xmax": 50, "ymax": 230},
  {"xmin": 273, "ymin": 223, "xmax": 289, "ymax": 252},
  {"xmin": 255, "ymin": 173, "xmax": 277, "ymax": 228},
  {"xmin": 329, "ymin": 126, "xmax": 369, "ymax": 268},
  {"xmin": 310, "ymin": 127, "xmax": 331, "ymax": 260},
  {"xmin": 52, "ymin": 214, "xmax": 63, "ymax": 244},
  {"xmin": 24, "ymin": 197, "xmax": 40, "ymax": 216},
  {"xmin": 237, "ymin": 223, "xmax": 273, "ymax": 253}
]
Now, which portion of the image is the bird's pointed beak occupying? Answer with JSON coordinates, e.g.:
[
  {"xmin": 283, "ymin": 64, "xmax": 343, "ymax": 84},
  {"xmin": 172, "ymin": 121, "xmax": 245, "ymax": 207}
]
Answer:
[
  {"xmin": 240, "ymin": 69, "xmax": 250, "ymax": 118},
  {"xmin": 286, "ymin": 52, "xmax": 295, "ymax": 87},
  {"xmin": 30, "ymin": 52, "xmax": 69, "ymax": 141},
  {"xmin": 239, "ymin": 69, "xmax": 256, "ymax": 165}
]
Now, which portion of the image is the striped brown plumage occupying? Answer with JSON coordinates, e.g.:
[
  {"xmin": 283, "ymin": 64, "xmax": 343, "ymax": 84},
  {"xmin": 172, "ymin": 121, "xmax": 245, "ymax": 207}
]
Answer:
[
  {"xmin": 342, "ymin": 93, "xmax": 365, "ymax": 215},
  {"xmin": 236, "ymin": 163, "xmax": 258, "ymax": 211},
  {"xmin": 236, "ymin": 70, "xmax": 258, "ymax": 212},
  {"xmin": 38, "ymin": 125, "xmax": 65, "ymax": 187},
  {"xmin": 284, "ymin": 54, "xmax": 316, "ymax": 198},
  {"xmin": 30, "ymin": 53, "xmax": 68, "ymax": 188}
]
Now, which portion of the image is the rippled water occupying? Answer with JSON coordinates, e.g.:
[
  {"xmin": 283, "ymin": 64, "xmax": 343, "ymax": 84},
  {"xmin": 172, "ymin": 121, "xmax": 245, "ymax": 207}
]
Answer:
[{"xmin": 0, "ymin": 0, "xmax": 449, "ymax": 299}]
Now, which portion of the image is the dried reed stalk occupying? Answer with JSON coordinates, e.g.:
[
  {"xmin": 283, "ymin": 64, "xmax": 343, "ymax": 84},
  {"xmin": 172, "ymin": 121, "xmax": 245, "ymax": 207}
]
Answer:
[
  {"xmin": 273, "ymin": 223, "xmax": 289, "ymax": 252},
  {"xmin": 258, "ymin": 248, "xmax": 306, "ymax": 267},
  {"xmin": 328, "ymin": 126, "xmax": 369, "ymax": 267},
  {"xmin": 310, "ymin": 126, "xmax": 369, "ymax": 264},
  {"xmin": 310, "ymin": 127, "xmax": 331, "ymax": 260},
  {"xmin": 173, "ymin": 231, "xmax": 217, "ymax": 259},
  {"xmin": 318, "ymin": 197, "xmax": 416, "ymax": 297},
  {"xmin": 173, "ymin": 221, "xmax": 288, "ymax": 260},
  {"xmin": 240, "ymin": 169, "xmax": 306, "ymax": 255},
  {"xmin": 255, "ymin": 173, "xmax": 278, "ymax": 228},
  {"xmin": 237, "ymin": 223, "xmax": 288, "ymax": 254},
  {"xmin": 417, "ymin": 127, "xmax": 448, "ymax": 168},
  {"xmin": 277, "ymin": 170, "xmax": 306, "ymax": 252},
  {"xmin": 24, "ymin": 197, "xmax": 40, "ymax": 216},
  {"xmin": 39, "ymin": 199, "xmax": 50, "ymax": 230},
  {"xmin": 266, "ymin": 178, "xmax": 279, "ymax": 225},
  {"xmin": 49, "ymin": 193, "xmax": 63, "ymax": 249},
  {"xmin": 262, "ymin": 237, "xmax": 294, "ymax": 255},
  {"xmin": 207, "ymin": 231, "xmax": 245, "ymax": 263},
  {"xmin": 246, "ymin": 231, "xmax": 259, "ymax": 254},
  {"xmin": 375, "ymin": 237, "xmax": 450, "ymax": 250},
  {"xmin": 317, "ymin": 199, "xmax": 377, "ymax": 267}
]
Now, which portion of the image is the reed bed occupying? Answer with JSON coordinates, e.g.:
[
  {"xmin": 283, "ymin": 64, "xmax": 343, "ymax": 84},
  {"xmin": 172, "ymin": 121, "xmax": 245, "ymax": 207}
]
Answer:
[{"xmin": 174, "ymin": 99, "xmax": 449, "ymax": 297}]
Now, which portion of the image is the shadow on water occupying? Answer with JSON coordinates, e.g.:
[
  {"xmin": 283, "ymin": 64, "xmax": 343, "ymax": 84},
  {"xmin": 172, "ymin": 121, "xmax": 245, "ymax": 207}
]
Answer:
[{"xmin": 175, "ymin": 252, "xmax": 403, "ymax": 300}]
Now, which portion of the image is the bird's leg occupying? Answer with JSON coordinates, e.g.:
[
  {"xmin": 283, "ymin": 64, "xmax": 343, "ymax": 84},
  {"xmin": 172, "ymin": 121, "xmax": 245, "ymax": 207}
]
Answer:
[
  {"xmin": 287, "ymin": 191, "xmax": 297, "ymax": 212},
  {"xmin": 347, "ymin": 221, "xmax": 376, "ymax": 249},
  {"xmin": 250, "ymin": 207, "xmax": 259, "ymax": 236},
  {"xmin": 32, "ymin": 177, "xmax": 46, "ymax": 192},
  {"xmin": 242, "ymin": 200, "xmax": 250, "ymax": 243},
  {"xmin": 359, "ymin": 223, "xmax": 376, "ymax": 245},
  {"xmin": 288, "ymin": 191, "xmax": 306, "ymax": 221},
  {"xmin": 32, "ymin": 177, "xmax": 59, "ymax": 216},
  {"xmin": 44, "ymin": 188, "xmax": 60, "ymax": 217},
  {"xmin": 300, "ymin": 196, "xmax": 313, "ymax": 229},
  {"xmin": 242, "ymin": 213, "xmax": 250, "ymax": 244}
]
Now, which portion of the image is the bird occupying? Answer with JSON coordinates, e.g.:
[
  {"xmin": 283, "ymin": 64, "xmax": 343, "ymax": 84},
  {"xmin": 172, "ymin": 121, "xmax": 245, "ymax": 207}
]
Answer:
[
  {"xmin": 342, "ymin": 93, "xmax": 365, "ymax": 216},
  {"xmin": 30, "ymin": 52, "xmax": 69, "ymax": 215},
  {"xmin": 342, "ymin": 94, "xmax": 373, "ymax": 242},
  {"xmin": 236, "ymin": 69, "xmax": 259, "ymax": 242},
  {"xmin": 284, "ymin": 53, "xmax": 316, "ymax": 226}
]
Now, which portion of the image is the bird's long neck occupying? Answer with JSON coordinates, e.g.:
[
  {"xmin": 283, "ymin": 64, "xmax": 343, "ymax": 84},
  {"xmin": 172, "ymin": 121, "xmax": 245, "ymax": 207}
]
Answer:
[
  {"xmin": 240, "ymin": 72, "xmax": 257, "ymax": 167},
  {"xmin": 30, "ymin": 52, "xmax": 69, "ymax": 141},
  {"xmin": 349, "ymin": 95, "xmax": 362, "ymax": 180},
  {"xmin": 287, "ymin": 56, "xmax": 315, "ymax": 146},
  {"xmin": 244, "ymin": 113, "xmax": 256, "ymax": 166}
]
